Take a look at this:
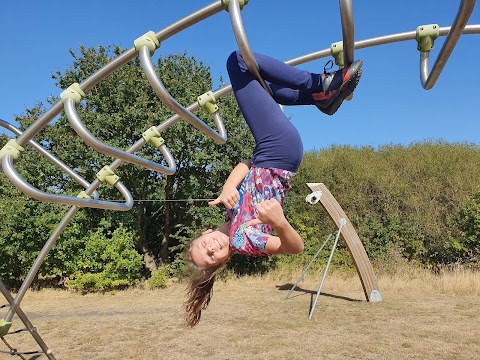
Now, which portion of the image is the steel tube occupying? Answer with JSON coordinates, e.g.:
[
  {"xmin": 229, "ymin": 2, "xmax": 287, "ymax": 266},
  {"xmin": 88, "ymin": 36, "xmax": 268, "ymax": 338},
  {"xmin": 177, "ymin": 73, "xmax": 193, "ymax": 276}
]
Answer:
[
  {"xmin": 421, "ymin": 0, "xmax": 476, "ymax": 89},
  {"xmin": 228, "ymin": 0, "xmax": 271, "ymax": 94},
  {"xmin": 2, "ymin": 155, "xmax": 134, "ymax": 211},
  {"xmin": 0, "ymin": 119, "xmax": 99, "ymax": 199},
  {"xmin": 138, "ymin": 46, "xmax": 227, "ymax": 144},
  {"xmin": 15, "ymin": 1, "xmax": 224, "ymax": 147},
  {"xmin": 147, "ymin": 24, "xmax": 480, "ymax": 136},
  {"xmin": 285, "ymin": 229, "xmax": 336, "ymax": 299},
  {"xmin": 339, "ymin": 0, "xmax": 355, "ymax": 66},
  {"xmin": 64, "ymin": 99, "xmax": 176, "ymax": 175},
  {"xmin": 308, "ymin": 220, "xmax": 346, "ymax": 320},
  {"xmin": 5, "ymin": 206, "xmax": 80, "ymax": 321},
  {"xmin": 0, "ymin": 280, "xmax": 56, "ymax": 359}
]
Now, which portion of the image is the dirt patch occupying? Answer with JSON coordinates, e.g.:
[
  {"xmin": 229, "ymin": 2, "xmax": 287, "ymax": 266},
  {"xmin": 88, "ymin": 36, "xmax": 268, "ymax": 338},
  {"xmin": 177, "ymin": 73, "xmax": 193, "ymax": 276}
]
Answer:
[{"xmin": 2, "ymin": 272, "xmax": 479, "ymax": 359}]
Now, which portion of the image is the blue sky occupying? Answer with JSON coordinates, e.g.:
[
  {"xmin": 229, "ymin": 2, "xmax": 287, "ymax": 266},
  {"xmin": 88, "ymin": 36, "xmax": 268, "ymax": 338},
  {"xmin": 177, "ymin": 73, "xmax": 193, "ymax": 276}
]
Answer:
[{"xmin": 1, "ymin": 1, "xmax": 479, "ymax": 151}]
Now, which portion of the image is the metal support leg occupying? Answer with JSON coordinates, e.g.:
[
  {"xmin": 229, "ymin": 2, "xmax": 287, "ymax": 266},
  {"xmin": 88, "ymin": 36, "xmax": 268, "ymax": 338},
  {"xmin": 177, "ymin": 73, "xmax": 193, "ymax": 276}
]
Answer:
[
  {"xmin": 285, "ymin": 228, "xmax": 336, "ymax": 299},
  {"xmin": 0, "ymin": 278, "xmax": 56, "ymax": 359},
  {"xmin": 308, "ymin": 218, "xmax": 346, "ymax": 320}
]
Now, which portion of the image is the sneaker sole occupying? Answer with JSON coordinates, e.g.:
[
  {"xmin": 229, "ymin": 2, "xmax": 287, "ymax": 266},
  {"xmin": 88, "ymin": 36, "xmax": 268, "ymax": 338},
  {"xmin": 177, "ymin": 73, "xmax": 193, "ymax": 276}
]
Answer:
[{"xmin": 323, "ymin": 61, "xmax": 363, "ymax": 116}]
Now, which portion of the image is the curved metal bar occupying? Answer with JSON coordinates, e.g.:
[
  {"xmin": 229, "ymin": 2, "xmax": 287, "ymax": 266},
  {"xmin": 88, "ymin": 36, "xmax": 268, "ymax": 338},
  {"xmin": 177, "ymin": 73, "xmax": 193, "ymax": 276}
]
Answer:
[
  {"xmin": 420, "ymin": 0, "xmax": 476, "ymax": 89},
  {"xmin": 107, "ymin": 140, "xmax": 176, "ymax": 174},
  {"xmin": 15, "ymin": 1, "xmax": 224, "ymax": 148},
  {"xmin": 290, "ymin": 24, "xmax": 480, "ymax": 66},
  {"xmin": 228, "ymin": 0, "xmax": 271, "ymax": 95},
  {"xmin": 138, "ymin": 46, "xmax": 227, "ymax": 144},
  {"xmin": 146, "ymin": 24, "xmax": 480, "ymax": 138},
  {"xmin": 2, "ymin": 4, "xmax": 226, "ymax": 344},
  {"xmin": 0, "ymin": 119, "xmax": 99, "ymax": 200},
  {"xmin": 1, "ymin": 155, "xmax": 133, "ymax": 211},
  {"xmin": 64, "ymin": 99, "xmax": 176, "ymax": 175},
  {"xmin": 339, "ymin": 0, "xmax": 355, "ymax": 67}
]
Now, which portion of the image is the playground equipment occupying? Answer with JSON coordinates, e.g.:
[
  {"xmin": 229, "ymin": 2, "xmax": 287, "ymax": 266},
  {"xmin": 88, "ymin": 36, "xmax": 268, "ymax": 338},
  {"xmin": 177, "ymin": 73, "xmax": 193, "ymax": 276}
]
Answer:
[{"xmin": 1, "ymin": 0, "xmax": 478, "ymax": 357}]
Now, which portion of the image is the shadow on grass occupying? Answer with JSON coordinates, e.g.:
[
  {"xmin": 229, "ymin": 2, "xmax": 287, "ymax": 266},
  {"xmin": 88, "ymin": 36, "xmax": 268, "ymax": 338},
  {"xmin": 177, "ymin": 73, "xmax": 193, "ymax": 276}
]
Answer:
[{"xmin": 276, "ymin": 283, "xmax": 362, "ymax": 302}]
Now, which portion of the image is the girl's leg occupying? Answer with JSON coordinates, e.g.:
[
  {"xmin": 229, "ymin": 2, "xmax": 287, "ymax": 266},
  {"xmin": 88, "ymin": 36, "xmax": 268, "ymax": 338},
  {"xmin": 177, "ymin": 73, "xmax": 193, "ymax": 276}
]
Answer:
[
  {"xmin": 252, "ymin": 51, "xmax": 362, "ymax": 113},
  {"xmin": 251, "ymin": 52, "xmax": 322, "ymax": 95},
  {"xmin": 226, "ymin": 51, "xmax": 304, "ymax": 172},
  {"xmin": 268, "ymin": 85, "xmax": 315, "ymax": 106}
]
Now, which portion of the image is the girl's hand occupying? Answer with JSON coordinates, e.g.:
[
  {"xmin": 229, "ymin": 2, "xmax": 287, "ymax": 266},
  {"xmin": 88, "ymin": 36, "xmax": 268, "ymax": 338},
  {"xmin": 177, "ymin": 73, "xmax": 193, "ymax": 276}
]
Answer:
[
  {"xmin": 245, "ymin": 199, "xmax": 287, "ymax": 228},
  {"xmin": 208, "ymin": 186, "xmax": 240, "ymax": 209}
]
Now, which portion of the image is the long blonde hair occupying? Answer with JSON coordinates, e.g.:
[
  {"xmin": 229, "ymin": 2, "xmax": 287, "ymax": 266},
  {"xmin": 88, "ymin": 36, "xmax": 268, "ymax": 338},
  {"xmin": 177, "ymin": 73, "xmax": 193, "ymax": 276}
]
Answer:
[{"xmin": 184, "ymin": 241, "xmax": 226, "ymax": 327}]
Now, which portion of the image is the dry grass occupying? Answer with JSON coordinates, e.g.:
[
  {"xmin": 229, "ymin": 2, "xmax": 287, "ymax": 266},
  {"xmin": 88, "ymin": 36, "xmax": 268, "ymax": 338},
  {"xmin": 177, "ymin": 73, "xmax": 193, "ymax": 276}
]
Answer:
[{"xmin": 2, "ymin": 267, "xmax": 479, "ymax": 360}]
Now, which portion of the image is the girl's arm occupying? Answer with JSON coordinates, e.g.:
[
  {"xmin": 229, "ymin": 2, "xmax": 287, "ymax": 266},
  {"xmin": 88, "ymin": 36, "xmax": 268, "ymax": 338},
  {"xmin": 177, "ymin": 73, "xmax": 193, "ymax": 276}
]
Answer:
[
  {"xmin": 208, "ymin": 160, "xmax": 251, "ymax": 209},
  {"xmin": 245, "ymin": 199, "xmax": 304, "ymax": 255}
]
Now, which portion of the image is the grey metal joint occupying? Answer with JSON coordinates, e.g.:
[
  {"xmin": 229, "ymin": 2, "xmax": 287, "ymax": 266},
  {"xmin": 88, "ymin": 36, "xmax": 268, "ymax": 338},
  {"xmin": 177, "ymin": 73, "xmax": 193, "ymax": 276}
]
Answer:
[{"xmin": 221, "ymin": 0, "xmax": 249, "ymax": 11}]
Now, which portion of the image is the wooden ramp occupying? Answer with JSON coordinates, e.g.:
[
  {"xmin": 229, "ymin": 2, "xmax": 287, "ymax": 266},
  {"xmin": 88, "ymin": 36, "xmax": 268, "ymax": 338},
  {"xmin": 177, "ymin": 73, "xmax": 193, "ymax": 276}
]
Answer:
[{"xmin": 307, "ymin": 183, "xmax": 382, "ymax": 302}]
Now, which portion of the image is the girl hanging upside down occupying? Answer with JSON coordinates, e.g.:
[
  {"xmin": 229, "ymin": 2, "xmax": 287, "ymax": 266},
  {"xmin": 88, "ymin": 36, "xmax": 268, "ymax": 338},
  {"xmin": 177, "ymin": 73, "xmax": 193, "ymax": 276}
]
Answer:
[{"xmin": 184, "ymin": 50, "xmax": 363, "ymax": 326}]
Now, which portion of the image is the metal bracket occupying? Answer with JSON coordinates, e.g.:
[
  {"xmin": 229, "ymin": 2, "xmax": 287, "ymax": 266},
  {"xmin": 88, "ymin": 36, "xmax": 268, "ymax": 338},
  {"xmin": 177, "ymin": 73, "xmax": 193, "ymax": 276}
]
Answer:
[
  {"xmin": 221, "ymin": 0, "xmax": 249, "ymax": 11},
  {"xmin": 330, "ymin": 41, "xmax": 344, "ymax": 67},
  {"xmin": 60, "ymin": 83, "xmax": 85, "ymax": 105},
  {"xmin": 142, "ymin": 126, "xmax": 165, "ymax": 148},
  {"xmin": 369, "ymin": 290, "xmax": 383, "ymax": 302},
  {"xmin": 76, "ymin": 191, "xmax": 92, "ymax": 199},
  {"xmin": 416, "ymin": 24, "xmax": 439, "ymax": 52},
  {"xmin": 96, "ymin": 166, "xmax": 120, "ymax": 186},
  {"xmin": 198, "ymin": 91, "xmax": 219, "ymax": 115},
  {"xmin": 0, "ymin": 139, "xmax": 24, "ymax": 161},
  {"xmin": 306, "ymin": 191, "xmax": 322, "ymax": 205},
  {"xmin": 0, "ymin": 319, "xmax": 12, "ymax": 337},
  {"xmin": 134, "ymin": 31, "xmax": 160, "ymax": 56}
]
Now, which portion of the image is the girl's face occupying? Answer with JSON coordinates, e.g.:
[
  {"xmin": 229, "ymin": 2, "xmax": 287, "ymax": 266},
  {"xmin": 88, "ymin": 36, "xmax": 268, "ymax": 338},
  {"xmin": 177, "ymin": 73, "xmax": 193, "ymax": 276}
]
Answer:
[{"xmin": 190, "ymin": 229, "xmax": 231, "ymax": 270}]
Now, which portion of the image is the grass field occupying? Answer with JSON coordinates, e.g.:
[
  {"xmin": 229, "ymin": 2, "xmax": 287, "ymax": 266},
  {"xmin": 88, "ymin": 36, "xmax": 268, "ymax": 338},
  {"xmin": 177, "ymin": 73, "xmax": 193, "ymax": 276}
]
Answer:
[{"xmin": 2, "ymin": 268, "xmax": 479, "ymax": 359}]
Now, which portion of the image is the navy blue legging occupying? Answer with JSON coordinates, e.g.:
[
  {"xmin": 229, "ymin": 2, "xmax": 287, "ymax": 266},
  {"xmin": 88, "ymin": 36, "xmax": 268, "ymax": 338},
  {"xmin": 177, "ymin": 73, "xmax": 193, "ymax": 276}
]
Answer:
[{"xmin": 226, "ymin": 51, "xmax": 321, "ymax": 172}]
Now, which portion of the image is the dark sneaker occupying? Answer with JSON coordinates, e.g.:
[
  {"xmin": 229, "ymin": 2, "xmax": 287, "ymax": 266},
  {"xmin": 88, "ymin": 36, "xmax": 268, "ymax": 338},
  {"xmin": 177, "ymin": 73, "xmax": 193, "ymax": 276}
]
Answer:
[{"xmin": 313, "ymin": 59, "xmax": 363, "ymax": 116}]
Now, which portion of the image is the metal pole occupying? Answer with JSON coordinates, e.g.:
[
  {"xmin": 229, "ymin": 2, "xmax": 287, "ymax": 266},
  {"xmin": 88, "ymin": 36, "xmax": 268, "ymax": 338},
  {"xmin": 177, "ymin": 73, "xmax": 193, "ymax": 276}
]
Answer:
[
  {"xmin": 285, "ymin": 229, "xmax": 336, "ymax": 299},
  {"xmin": 228, "ymin": 0, "xmax": 272, "ymax": 95},
  {"xmin": 339, "ymin": 0, "xmax": 355, "ymax": 66},
  {"xmin": 309, "ymin": 218, "xmax": 346, "ymax": 320},
  {"xmin": 138, "ymin": 46, "xmax": 227, "ymax": 144},
  {"xmin": 1, "ymin": 282, "xmax": 56, "ymax": 359},
  {"xmin": 15, "ymin": 1, "xmax": 224, "ymax": 147},
  {"xmin": 421, "ymin": 0, "xmax": 476, "ymax": 89},
  {"xmin": 64, "ymin": 99, "xmax": 177, "ymax": 174}
]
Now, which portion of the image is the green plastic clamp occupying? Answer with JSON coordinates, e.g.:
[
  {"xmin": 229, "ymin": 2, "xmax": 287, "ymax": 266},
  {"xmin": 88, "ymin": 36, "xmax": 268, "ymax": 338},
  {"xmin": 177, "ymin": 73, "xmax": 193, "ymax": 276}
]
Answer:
[
  {"xmin": 0, "ymin": 139, "xmax": 25, "ymax": 161},
  {"xmin": 60, "ymin": 83, "xmax": 85, "ymax": 105},
  {"xmin": 0, "ymin": 319, "xmax": 12, "ymax": 337},
  {"xmin": 221, "ymin": 0, "xmax": 249, "ymax": 11},
  {"xmin": 416, "ymin": 24, "xmax": 439, "ymax": 52},
  {"xmin": 96, "ymin": 166, "xmax": 119, "ymax": 186},
  {"xmin": 134, "ymin": 31, "xmax": 160, "ymax": 56},
  {"xmin": 197, "ymin": 91, "xmax": 219, "ymax": 115},
  {"xmin": 77, "ymin": 191, "xmax": 92, "ymax": 199},
  {"xmin": 142, "ymin": 126, "xmax": 165, "ymax": 148},
  {"xmin": 330, "ymin": 41, "xmax": 344, "ymax": 67}
]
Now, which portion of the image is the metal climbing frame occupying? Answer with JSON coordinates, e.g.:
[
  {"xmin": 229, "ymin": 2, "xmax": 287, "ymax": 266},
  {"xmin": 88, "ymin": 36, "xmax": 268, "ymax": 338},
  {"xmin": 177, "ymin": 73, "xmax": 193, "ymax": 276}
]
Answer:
[{"xmin": 0, "ymin": 0, "xmax": 478, "ymax": 357}]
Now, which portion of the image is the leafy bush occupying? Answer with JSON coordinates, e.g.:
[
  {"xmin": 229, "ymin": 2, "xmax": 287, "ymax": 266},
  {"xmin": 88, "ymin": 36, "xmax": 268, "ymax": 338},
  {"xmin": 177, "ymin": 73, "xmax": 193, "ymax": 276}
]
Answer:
[
  {"xmin": 66, "ymin": 226, "xmax": 143, "ymax": 292},
  {"xmin": 147, "ymin": 267, "xmax": 169, "ymax": 289},
  {"xmin": 287, "ymin": 141, "xmax": 480, "ymax": 267},
  {"xmin": 449, "ymin": 192, "xmax": 480, "ymax": 263}
]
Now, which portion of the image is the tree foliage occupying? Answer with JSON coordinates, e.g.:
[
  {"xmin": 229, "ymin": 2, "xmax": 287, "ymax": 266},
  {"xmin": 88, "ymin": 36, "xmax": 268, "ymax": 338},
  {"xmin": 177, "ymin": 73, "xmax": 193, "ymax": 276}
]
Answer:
[
  {"xmin": 1, "ymin": 45, "xmax": 480, "ymax": 291},
  {"xmin": 0, "ymin": 45, "xmax": 254, "ymax": 289},
  {"xmin": 286, "ymin": 142, "xmax": 480, "ymax": 268}
]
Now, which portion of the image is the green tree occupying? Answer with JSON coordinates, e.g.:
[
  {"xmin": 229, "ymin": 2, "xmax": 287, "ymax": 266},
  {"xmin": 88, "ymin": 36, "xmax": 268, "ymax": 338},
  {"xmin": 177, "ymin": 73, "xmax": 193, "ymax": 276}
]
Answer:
[{"xmin": 1, "ymin": 45, "xmax": 254, "ymax": 285}]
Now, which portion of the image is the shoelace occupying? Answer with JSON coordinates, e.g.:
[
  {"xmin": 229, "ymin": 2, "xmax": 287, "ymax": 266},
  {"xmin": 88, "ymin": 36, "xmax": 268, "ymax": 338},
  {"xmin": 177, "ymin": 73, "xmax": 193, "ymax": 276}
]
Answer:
[{"xmin": 323, "ymin": 60, "xmax": 334, "ymax": 74}]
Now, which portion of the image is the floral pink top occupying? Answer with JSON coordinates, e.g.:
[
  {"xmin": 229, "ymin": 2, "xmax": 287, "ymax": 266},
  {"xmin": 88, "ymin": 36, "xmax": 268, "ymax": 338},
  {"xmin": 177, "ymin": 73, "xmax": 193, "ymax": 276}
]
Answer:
[{"xmin": 226, "ymin": 167, "xmax": 295, "ymax": 256}]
